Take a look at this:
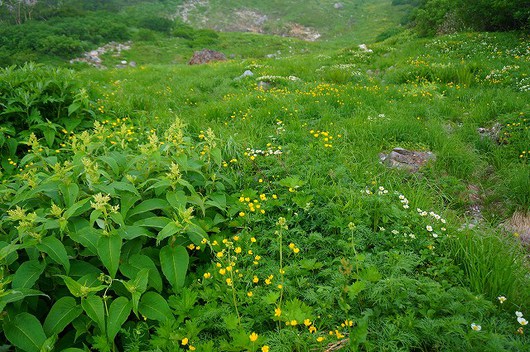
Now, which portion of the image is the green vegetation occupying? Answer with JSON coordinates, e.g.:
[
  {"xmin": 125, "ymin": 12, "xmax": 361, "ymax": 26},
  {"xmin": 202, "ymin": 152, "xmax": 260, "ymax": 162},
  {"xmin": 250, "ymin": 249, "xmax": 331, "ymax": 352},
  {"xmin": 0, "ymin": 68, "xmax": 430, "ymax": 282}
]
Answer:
[
  {"xmin": 0, "ymin": 1, "xmax": 529, "ymax": 351},
  {"xmin": 402, "ymin": 0, "xmax": 530, "ymax": 36}
]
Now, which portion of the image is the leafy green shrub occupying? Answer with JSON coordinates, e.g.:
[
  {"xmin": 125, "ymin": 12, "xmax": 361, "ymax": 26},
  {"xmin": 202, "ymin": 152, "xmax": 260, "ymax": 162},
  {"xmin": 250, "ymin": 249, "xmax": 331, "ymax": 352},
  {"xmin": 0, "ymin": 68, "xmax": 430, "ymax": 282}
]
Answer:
[
  {"xmin": 0, "ymin": 119, "xmax": 233, "ymax": 351},
  {"xmin": 0, "ymin": 63, "xmax": 93, "ymax": 173},
  {"xmin": 137, "ymin": 16, "xmax": 174, "ymax": 34}
]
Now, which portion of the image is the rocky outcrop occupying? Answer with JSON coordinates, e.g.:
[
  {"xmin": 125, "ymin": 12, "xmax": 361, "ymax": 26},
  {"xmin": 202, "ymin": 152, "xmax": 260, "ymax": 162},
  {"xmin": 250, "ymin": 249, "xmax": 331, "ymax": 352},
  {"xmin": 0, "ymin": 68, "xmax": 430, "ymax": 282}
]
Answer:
[
  {"xmin": 69, "ymin": 41, "xmax": 132, "ymax": 68},
  {"xmin": 188, "ymin": 49, "xmax": 226, "ymax": 65},
  {"xmin": 379, "ymin": 148, "xmax": 436, "ymax": 172}
]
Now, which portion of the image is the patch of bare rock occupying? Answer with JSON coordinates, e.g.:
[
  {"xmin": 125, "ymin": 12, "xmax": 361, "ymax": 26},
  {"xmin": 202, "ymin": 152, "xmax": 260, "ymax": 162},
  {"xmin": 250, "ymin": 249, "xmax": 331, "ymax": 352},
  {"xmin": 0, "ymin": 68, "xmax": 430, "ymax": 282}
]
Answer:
[
  {"xmin": 379, "ymin": 147, "xmax": 436, "ymax": 173},
  {"xmin": 69, "ymin": 41, "xmax": 133, "ymax": 69},
  {"xmin": 189, "ymin": 49, "xmax": 226, "ymax": 65}
]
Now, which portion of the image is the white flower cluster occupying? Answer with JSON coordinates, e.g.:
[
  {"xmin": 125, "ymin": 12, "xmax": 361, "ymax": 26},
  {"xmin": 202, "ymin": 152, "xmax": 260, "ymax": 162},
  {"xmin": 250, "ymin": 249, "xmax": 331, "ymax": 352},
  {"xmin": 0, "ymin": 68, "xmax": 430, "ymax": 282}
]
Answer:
[
  {"xmin": 417, "ymin": 208, "xmax": 447, "ymax": 238},
  {"xmin": 276, "ymin": 120, "xmax": 286, "ymax": 134},
  {"xmin": 398, "ymin": 194, "xmax": 410, "ymax": 209},
  {"xmin": 245, "ymin": 147, "xmax": 283, "ymax": 158},
  {"xmin": 516, "ymin": 77, "xmax": 530, "ymax": 92},
  {"xmin": 256, "ymin": 75, "xmax": 301, "ymax": 82},
  {"xmin": 516, "ymin": 311, "xmax": 528, "ymax": 326}
]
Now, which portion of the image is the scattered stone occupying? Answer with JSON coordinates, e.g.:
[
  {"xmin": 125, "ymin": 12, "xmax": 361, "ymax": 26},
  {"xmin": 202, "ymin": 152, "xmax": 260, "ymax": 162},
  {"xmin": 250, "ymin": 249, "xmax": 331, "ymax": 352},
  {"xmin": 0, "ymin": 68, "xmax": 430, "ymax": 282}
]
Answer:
[
  {"xmin": 235, "ymin": 70, "xmax": 254, "ymax": 80},
  {"xmin": 359, "ymin": 44, "xmax": 373, "ymax": 53},
  {"xmin": 379, "ymin": 147, "xmax": 436, "ymax": 172},
  {"xmin": 334, "ymin": 3, "xmax": 344, "ymax": 9},
  {"xmin": 287, "ymin": 23, "xmax": 321, "ymax": 42},
  {"xmin": 69, "ymin": 41, "xmax": 132, "ymax": 68},
  {"xmin": 477, "ymin": 123, "xmax": 502, "ymax": 142},
  {"xmin": 466, "ymin": 184, "xmax": 484, "ymax": 222},
  {"xmin": 120, "ymin": 60, "xmax": 127, "ymax": 65},
  {"xmin": 366, "ymin": 69, "xmax": 381, "ymax": 76},
  {"xmin": 129, "ymin": 61, "xmax": 137, "ymax": 67},
  {"xmin": 188, "ymin": 49, "xmax": 227, "ymax": 65}
]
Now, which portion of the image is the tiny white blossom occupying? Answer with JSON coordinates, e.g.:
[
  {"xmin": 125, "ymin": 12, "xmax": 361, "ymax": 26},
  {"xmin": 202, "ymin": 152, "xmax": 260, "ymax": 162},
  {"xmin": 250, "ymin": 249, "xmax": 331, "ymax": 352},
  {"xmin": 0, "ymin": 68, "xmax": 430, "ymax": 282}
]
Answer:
[
  {"xmin": 426, "ymin": 225, "xmax": 433, "ymax": 232},
  {"xmin": 471, "ymin": 323, "xmax": 481, "ymax": 331},
  {"xmin": 516, "ymin": 311, "xmax": 524, "ymax": 318},
  {"xmin": 497, "ymin": 296, "xmax": 507, "ymax": 304},
  {"xmin": 518, "ymin": 317, "xmax": 528, "ymax": 326}
]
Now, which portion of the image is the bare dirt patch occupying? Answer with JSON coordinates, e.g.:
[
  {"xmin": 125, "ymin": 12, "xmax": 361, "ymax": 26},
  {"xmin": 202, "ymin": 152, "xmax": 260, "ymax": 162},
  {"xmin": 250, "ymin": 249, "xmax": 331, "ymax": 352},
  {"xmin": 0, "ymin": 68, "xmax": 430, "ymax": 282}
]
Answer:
[{"xmin": 502, "ymin": 211, "xmax": 530, "ymax": 247}]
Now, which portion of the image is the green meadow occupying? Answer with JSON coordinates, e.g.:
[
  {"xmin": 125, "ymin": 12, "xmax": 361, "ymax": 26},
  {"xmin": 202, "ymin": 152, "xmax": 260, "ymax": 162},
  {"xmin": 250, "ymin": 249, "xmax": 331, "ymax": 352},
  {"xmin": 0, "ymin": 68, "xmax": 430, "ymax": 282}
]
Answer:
[{"xmin": 0, "ymin": 1, "xmax": 529, "ymax": 351}]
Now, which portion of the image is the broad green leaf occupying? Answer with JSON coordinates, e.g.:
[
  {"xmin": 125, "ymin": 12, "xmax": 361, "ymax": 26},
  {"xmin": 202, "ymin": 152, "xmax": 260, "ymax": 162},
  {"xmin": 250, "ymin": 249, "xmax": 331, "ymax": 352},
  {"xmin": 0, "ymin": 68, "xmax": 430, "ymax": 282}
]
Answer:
[
  {"xmin": 134, "ymin": 216, "xmax": 171, "ymax": 229},
  {"xmin": 166, "ymin": 191, "xmax": 186, "ymax": 210},
  {"xmin": 210, "ymin": 147, "xmax": 222, "ymax": 166},
  {"xmin": 120, "ymin": 254, "xmax": 162, "ymax": 292},
  {"xmin": 347, "ymin": 280, "xmax": 366, "ymax": 300},
  {"xmin": 4, "ymin": 313, "xmax": 47, "ymax": 352},
  {"xmin": 42, "ymin": 127, "xmax": 56, "ymax": 148},
  {"xmin": 58, "ymin": 275, "xmax": 84, "ymax": 298},
  {"xmin": 187, "ymin": 193, "xmax": 205, "ymax": 216},
  {"xmin": 205, "ymin": 192, "xmax": 226, "ymax": 211},
  {"xmin": 187, "ymin": 222, "xmax": 208, "ymax": 245},
  {"xmin": 43, "ymin": 297, "xmax": 83, "ymax": 336},
  {"xmin": 69, "ymin": 260, "xmax": 101, "ymax": 277},
  {"xmin": 81, "ymin": 295, "xmax": 106, "ymax": 334},
  {"xmin": 37, "ymin": 236, "xmax": 70, "ymax": 273},
  {"xmin": 97, "ymin": 156, "xmax": 120, "ymax": 176},
  {"xmin": 70, "ymin": 225, "xmax": 99, "ymax": 254},
  {"xmin": 59, "ymin": 183, "xmax": 79, "ymax": 208},
  {"xmin": 97, "ymin": 233, "xmax": 121, "ymax": 278},
  {"xmin": 12, "ymin": 260, "xmax": 45, "ymax": 289},
  {"xmin": 156, "ymin": 222, "xmax": 181, "ymax": 244},
  {"xmin": 67, "ymin": 101, "xmax": 81, "ymax": 116},
  {"xmin": 41, "ymin": 334, "xmax": 58, "ymax": 352},
  {"xmin": 138, "ymin": 292, "xmax": 172, "ymax": 321},
  {"xmin": 128, "ymin": 269, "xmax": 149, "ymax": 316},
  {"xmin": 106, "ymin": 297, "xmax": 131, "ymax": 341},
  {"xmin": 127, "ymin": 198, "xmax": 170, "ymax": 219},
  {"xmin": 64, "ymin": 198, "xmax": 91, "ymax": 220},
  {"xmin": 6, "ymin": 137, "xmax": 18, "ymax": 156},
  {"xmin": 159, "ymin": 245, "xmax": 188, "ymax": 290},
  {"xmin": 0, "ymin": 288, "xmax": 48, "ymax": 309},
  {"xmin": 116, "ymin": 225, "xmax": 152, "ymax": 240},
  {"xmin": 109, "ymin": 211, "xmax": 124, "ymax": 227},
  {"xmin": 0, "ymin": 240, "xmax": 19, "ymax": 264},
  {"xmin": 112, "ymin": 181, "xmax": 140, "ymax": 196},
  {"xmin": 61, "ymin": 349, "xmax": 86, "ymax": 352},
  {"xmin": 119, "ymin": 191, "xmax": 141, "ymax": 218}
]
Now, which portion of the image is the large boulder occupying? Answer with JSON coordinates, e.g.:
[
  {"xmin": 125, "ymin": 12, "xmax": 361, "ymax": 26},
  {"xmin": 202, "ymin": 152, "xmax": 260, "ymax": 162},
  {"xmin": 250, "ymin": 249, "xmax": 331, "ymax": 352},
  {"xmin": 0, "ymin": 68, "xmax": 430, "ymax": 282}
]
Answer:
[
  {"xmin": 189, "ymin": 49, "xmax": 227, "ymax": 65},
  {"xmin": 379, "ymin": 148, "xmax": 436, "ymax": 172}
]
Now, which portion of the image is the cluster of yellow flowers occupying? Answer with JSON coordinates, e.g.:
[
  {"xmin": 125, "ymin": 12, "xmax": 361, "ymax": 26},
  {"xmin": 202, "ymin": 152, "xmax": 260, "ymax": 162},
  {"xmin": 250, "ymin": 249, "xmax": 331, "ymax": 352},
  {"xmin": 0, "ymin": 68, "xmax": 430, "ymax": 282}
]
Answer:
[{"xmin": 309, "ymin": 129, "xmax": 339, "ymax": 148}]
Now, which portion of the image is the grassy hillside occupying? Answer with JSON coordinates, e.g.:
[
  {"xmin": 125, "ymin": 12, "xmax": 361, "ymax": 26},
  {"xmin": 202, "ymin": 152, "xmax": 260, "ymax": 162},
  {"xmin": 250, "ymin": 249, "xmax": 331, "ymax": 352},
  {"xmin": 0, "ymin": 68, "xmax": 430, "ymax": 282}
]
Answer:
[
  {"xmin": 0, "ymin": 2, "xmax": 529, "ymax": 351},
  {"xmin": 175, "ymin": 0, "xmax": 412, "ymax": 43}
]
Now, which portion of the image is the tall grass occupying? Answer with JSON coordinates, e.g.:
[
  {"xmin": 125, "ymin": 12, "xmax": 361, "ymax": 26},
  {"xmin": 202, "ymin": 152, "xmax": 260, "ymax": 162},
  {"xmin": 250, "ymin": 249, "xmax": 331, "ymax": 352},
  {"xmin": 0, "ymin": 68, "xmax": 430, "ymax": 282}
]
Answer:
[{"xmin": 448, "ymin": 229, "xmax": 530, "ymax": 303}]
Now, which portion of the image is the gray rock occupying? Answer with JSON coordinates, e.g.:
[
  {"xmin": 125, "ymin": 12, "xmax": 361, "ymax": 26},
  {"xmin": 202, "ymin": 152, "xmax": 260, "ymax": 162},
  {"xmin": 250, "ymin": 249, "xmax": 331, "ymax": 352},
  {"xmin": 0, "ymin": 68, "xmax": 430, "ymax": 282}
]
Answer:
[
  {"xmin": 129, "ymin": 61, "xmax": 137, "ymax": 67},
  {"xmin": 235, "ymin": 70, "xmax": 254, "ymax": 80},
  {"xmin": 379, "ymin": 148, "xmax": 436, "ymax": 172},
  {"xmin": 334, "ymin": 3, "xmax": 344, "ymax": 9},
  {"xmin": 477, "ymin": 123, "xmax": 502, "ymax": 142},
  {"xmin": 189, "ymin": 49, "xmax": 226, "ymax": 65}
]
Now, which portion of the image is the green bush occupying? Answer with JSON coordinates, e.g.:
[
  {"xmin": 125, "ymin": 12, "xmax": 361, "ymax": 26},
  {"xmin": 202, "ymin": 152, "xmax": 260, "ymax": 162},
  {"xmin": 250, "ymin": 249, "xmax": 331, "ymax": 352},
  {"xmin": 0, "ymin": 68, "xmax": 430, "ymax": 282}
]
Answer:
[
  {"xmin": 0, "ymin": 63, "xmax": 93, "ymax": 173},
  {"xmin": 0, "ymin": 119, "xmax": 234, "ymax": 351}
]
